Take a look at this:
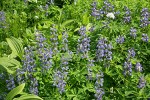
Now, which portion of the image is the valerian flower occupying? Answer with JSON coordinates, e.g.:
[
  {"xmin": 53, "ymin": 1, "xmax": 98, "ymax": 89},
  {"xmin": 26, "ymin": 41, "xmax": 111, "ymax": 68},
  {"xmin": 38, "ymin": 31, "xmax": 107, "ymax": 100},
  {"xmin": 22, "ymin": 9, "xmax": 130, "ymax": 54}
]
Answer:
[{"xmin": 106, "ymin": 12, "xmax": 115, "ymax": 19}]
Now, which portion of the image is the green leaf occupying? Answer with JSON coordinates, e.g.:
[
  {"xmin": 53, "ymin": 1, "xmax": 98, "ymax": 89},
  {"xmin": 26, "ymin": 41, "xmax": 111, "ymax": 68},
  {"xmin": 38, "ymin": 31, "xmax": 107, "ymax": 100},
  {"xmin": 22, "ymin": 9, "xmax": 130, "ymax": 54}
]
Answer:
[
  {"xmin": 13, "ymin": 94, "xmax": 43, "ymax": 100},
  {"xmin": 28, "ymin": 0, "xmax": 37, "ymax": 3},
  {"xmin": 125, "ymin": 91, "xmax": 136, "ymax": 96},
  {"xmin": 115, "ymin": 65, "xmax": 123, "ymax": 70},
  {"xmin": 6, "ymin": 37, "xmax": 24, "ymax": 59},
  {"xmin": 60, "ymin": 20, "xmax": 74, "ymax": 29},
  {"xmin": 0, "ymin": 57, "xmax": 21, "ymax": 74},
  {"xmin": 82, "ymin": 13, "xmax": 89, "ymax": 25},
  {"xmin": 6, "ymin": 83, "xmax": 25, "ymax": 100}
]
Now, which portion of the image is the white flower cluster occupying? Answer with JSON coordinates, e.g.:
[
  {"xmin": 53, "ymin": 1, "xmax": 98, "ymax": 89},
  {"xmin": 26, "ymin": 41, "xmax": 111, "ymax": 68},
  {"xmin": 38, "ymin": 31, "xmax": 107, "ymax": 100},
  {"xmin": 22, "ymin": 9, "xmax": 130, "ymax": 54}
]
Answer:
[{"xmin": 106, "ymin": 12, "xmax": 115, "ymax": 19}]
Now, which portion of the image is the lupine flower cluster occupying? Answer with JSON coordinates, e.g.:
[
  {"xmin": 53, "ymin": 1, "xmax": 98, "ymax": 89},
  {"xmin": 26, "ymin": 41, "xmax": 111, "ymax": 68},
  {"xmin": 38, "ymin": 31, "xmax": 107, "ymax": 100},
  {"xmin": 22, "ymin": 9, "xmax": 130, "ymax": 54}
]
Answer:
[
  {"xmin": 24, "ymin": 0, "xmax": 28, "ymax": 4},
  {"xmin": 47, "ymin": 0, "xmax": 54, "ymax": 5},
  {"xmin": 22, "ymin": 46, "xmax": 36, "ymax": 76},
  {"xmin": 29, "ymin": 76, "xmax": 38, "ymax": 95},
  {"xmin": 43, "ymin": 4, "xmax": 49, "ymax": 16},
  {"xmin": 0, "ymin": 92, "xmax": 7, "ymax": 100},
  {"xmin": 0, "ymin": 11, "xmax": 6, "ymax": 28},
  {"xmin": 16, "ymin": 68, "xmax": 25, "ymax": 84},
  {"xmin": 6, "ymin": 74, "xmax": 16, "ymax": 91},
  {"xmin": 123, "ymin": 6, "xmax": 131, "ymax": 23},
  {"xmin": 130, "ymin": 27, "xmax": 137, "ymax": 39},
  {"xmin": 135, "ymin": 62, "xmax": 142, "ymax": 72},
  {"xmin": 53, "ymin": 54, "xmax": 69, "ymax": 94},
  {"xmin": 96, "ymin": 37, "xmax": 112, "ymax": 62},
  {"xmin": 127, "ymin": 48, "xmax": 136, "ymax": 59},
  {"xmin": 53, "ymin": 70, "xmax": 67, "ymax": 94},
  {"xmin": 102, "ymin": 0, "xmax": 114, "ymax": 13},
  {"xmin": 43, "ymin": 0, "xmax": 54, "ymax": 16},
  {"xmin": 35, "ymin": 33, "xmax": 53, "ymax": 71},
  {"xmin": 87, "ymin": 59, "xmax": 95, "ymax": 80},
  {"xmin": 77, "ymin": 26, "xmax": 90, "ymax": 59},
  {"xmin": 123, "ymin": 61, "xmax": 132, "ymax": 76},
  {"xmin": 140, "ymin": 8, "xmax": 149, "ymax": 28},
  {"xmin": 123, "ymin": 48, "xmax": 136, "ymax": 76},
  {"xmin": 91, "ymin": 1, "xmax": 101, "ymax": 18},
  {"xmin": 142, "ymin": 33, "xmax": 149, "ymax": 42},
  {"xmin": 95, "ymin": 71, "xmax": 105, "ymax": 100},
  {"xmin": 103, "ymin": 0, "xmax": 120, "ymax": 17},
  {"xmin": 61, "ymin": 32, "xmax": 69, "ymax": 52},
  {"xmin": 50, "ymin": 25, "xmax": 59, "ymax": 54},
  {"xmin": 137, "ymin": 75, "xmax": 146, "ymax": 89},
  {"xmin": 0, "ymin": 72, "xmax": 5, "ymax": 80},
  {"xmin": 116, "ymin": 35, "xmax": 125, "ymax": 44},
  {"xmin": 22, "ymin": 46, "xmax": 39, "ymax": 95},
  {"xmin": 91, "ymin": 0, "xmax": 116, "ymax": 19}
]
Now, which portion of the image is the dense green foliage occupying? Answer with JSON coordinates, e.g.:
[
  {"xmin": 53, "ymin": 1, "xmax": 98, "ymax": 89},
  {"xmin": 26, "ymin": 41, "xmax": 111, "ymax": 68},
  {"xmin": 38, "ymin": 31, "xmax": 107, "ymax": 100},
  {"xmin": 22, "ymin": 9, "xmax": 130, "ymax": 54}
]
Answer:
[{"xmin": 0, "ymin": 0, "xmax": 150, "ymax": 100}]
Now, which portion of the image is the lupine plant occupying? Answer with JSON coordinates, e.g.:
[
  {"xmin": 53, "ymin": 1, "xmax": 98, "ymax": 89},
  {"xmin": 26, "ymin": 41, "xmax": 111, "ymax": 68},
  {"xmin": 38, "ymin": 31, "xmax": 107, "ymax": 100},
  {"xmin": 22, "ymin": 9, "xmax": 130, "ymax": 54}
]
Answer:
[{"xmin": 0, "ymin": 0, "xmax": 150, "ymax": 100}]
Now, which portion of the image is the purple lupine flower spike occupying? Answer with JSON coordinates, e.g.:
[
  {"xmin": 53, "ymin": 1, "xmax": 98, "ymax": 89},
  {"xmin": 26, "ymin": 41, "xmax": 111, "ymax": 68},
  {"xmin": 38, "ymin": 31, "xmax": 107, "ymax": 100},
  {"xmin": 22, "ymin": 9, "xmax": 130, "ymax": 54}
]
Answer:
[
  {"xmin": 140, "ymin": 8, "xmax": 149, "ymax": 28},
  {"xmin": 142, "ymin": 34, "xmax": 149, "ymax": 42},
  {"xmin": 135, "ymin": 62, "xmax": 142, "ymax": 72},
  {"xmin": 137, "ymin": 75, "xmax": 146, "ymax": 89},
  {"xmin": 96, "ymin": 38, "xmax": 112, "ymax": 62},
  {"xmin": 6, "ymin": 75, "xmax": 16, "ymax": 91},
  {"xmin": 116, "ymin": 35, "xmax": 125, "ymax": 44},
  {"xmin": 77, "ymin": 26, "xmax": 90, "ymax": 59},
  {"xmin": 130, "ymin": 27, "xmax": 137, "ymax": 39},
  {"xmin": 123, "ymin": 6, "xmax": 131, "ymax": 23},
  {"xmin": 95, "ymin": 71, "xmax": 105, "ymax": 100},
  {"xmin": 123, "ymin": 61, "xmax": 132, "ymax": 76}
]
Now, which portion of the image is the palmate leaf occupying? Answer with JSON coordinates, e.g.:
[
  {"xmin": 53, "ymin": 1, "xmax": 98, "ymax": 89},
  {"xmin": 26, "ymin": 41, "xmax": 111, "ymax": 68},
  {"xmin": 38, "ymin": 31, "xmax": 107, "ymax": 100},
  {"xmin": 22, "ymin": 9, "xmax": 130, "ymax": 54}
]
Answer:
[
  {"xmin": 0, "ymin": 57, "xmax": 21, "ymax": 74},
  {"xmin": 6, "ymin": 83, "xmax": 25, "ymax": 100},
  {"xmin": 6, "ymin": 37, "xmax": 24, "ymax": 59}
]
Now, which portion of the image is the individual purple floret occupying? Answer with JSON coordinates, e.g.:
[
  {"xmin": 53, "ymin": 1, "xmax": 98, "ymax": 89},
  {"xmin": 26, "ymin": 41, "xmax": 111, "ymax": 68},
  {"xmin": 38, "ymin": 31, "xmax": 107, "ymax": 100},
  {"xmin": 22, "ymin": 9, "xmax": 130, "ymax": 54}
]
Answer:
[
  {"xmin": 123, "ymin": 6, "xmax": 131, "ymax": 23},
  {"xmin": 130, "ymin": 27, "xmax": 137, "ymax": 39},
  {"xmin": 135, "ymin": 62, "xmax": 142, "ymax": 72},
  {"xmin": 142, "ymin": 34, "xmax": 149, "ymax": 42},
  {"xmin": 123, "ymin": 61, "xmax": 132, "ymax": 76},
  {"xmin": 140, "ymin": 8, "xmax": 149, "ymax": 28},
  {"xmin": 95, "ymin": 71, "xmax": 105, "ymax": 100},
  {"xmin": 116, "ymin": 35, "xmax": 125, "ymax": 44},
  {"xmin": 137, "ymin": 75, "xmax": 146, "ymax": 89},
  {"xmin": 6, "ymin": 75, "xmax": 16, "ymax": 91}
]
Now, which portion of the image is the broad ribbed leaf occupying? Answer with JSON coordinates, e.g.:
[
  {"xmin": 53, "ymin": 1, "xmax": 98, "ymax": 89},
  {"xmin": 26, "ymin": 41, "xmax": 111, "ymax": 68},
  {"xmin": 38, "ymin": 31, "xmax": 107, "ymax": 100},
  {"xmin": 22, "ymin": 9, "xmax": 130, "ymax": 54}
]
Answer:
[
  {"xmin": 0, "ymin": 57, "xmax": 21, "ymax": 74},
  {"xmin": 13, "ymin": 94, "xmax": 43, "ymax": 100},
  {"xmin": 6, "ymin": 83, "xmax": 25, "ymax": 100},
  {"xmin": 6, "ymin": 37, "xmax": 23, "ymax": 59}
]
